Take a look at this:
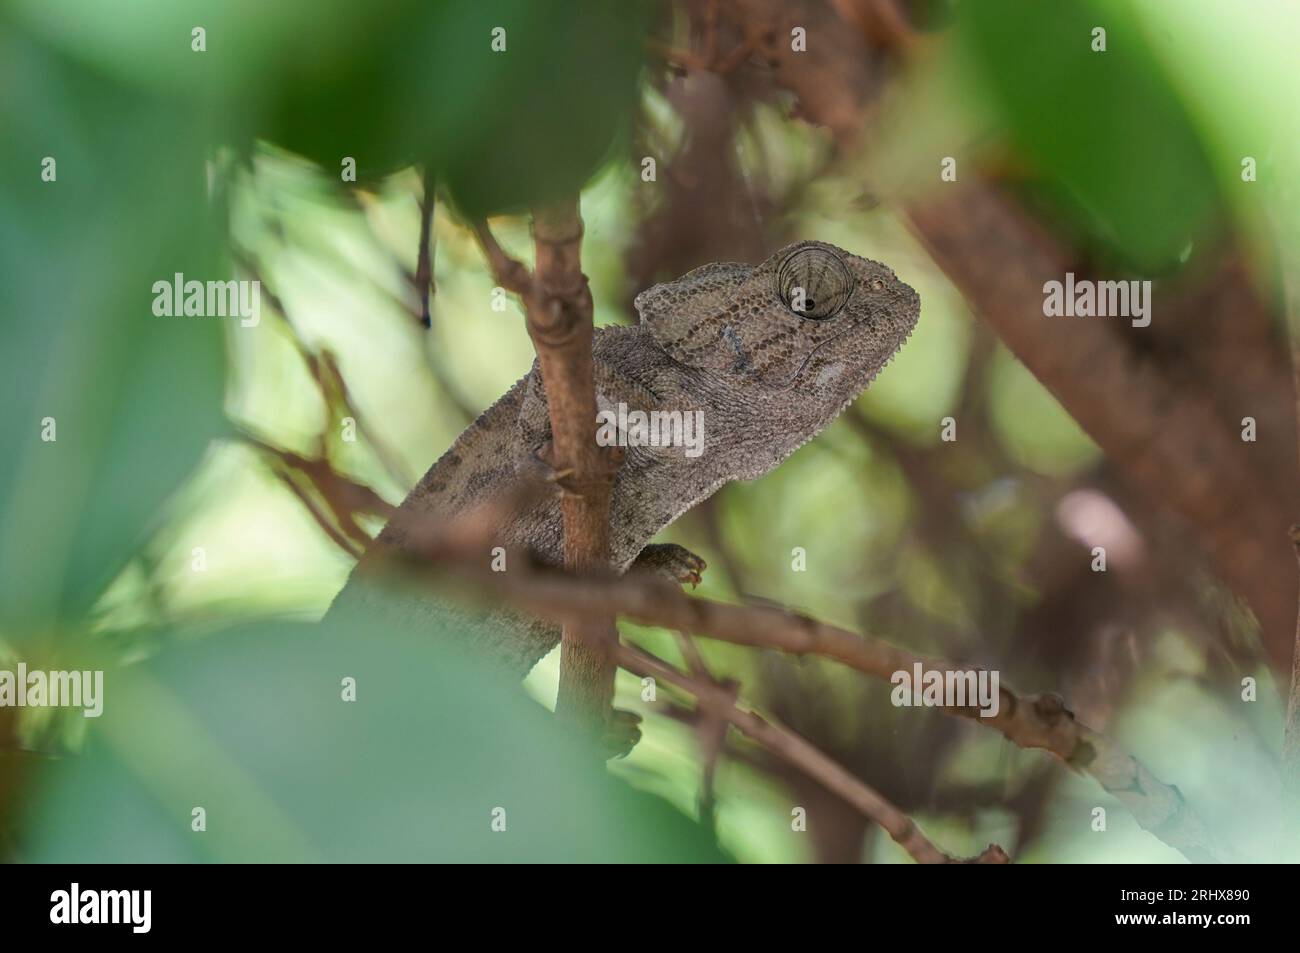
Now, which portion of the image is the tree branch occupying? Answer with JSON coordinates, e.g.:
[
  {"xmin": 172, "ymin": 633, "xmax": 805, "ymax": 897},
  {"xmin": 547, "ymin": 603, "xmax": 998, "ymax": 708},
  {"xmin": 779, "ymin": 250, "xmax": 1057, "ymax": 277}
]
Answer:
[
  {"xmin": 617, "ymin": 643, "xmax": 1009, "ymax": 864},
  {"xmin": 1286, "ymin": 527, "xmax": 1300, "ymax": 805},
  {"xmin": 528, "ymin": 199, "xmax": 620, "ymax": 734},
  {"xmin": 906, "ymin": 178, "xmax": 1296, "ymax": 677},
  {"xmin": 473, "ymin": 203, "xmax": 621, "ymax": 740},
  {"xmin": 391, "ymin": 517, "xmax": 1228, "ymax": 863},
  {"xmin": 241, "ymin": 430, "xmax": 396, "ymax": 557},
  {"xmin": 412, "ymin": 167, "xmax": 437, "ymax": 328},
  {"xmin": 1278, "ymin": 227, "xmax": 1300, "ymax": 803},
  {"xmin": 472, "ymin": 221, "xmax": 533, "ymax": 296}
]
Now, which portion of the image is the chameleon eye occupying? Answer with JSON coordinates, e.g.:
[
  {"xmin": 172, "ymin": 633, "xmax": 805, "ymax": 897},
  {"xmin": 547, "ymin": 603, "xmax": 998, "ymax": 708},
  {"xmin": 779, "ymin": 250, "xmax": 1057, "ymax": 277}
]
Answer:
[
  {"xmin": 871, "ymin": 278, "xmax": 885, "ymax": 291},
  {"xmin": 776, "ymin": 247, "xmax": 853, "ymax": 320}
]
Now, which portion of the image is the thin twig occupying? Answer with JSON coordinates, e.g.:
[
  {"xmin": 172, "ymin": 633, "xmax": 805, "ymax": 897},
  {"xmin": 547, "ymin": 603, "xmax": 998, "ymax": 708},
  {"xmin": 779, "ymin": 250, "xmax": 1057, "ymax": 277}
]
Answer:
[
  {"xmin": 645, "ymin": 38, "xmax": 711, "ymax": 72},
  {"xmin": 389, "ymin": 521, "xmax": 1228, "ymax": 863},
  {"xmin": 232, "ymin": 250, "xmax": 411, "ymax": 488},
  {"xmin": 413, "ymin": 168, "xmax": 437, "ymax": 329},
  {"xmin": 1278, "ymin": 218, "xmax": 1300, "ymax": 801},
  {"xmin": 1286, "ymin": 527, "xmax": 1300, "ymax": 804},
  {"xmin": 472, "ymin": 222, "xmax": 533, "ymax": 296},
  {"xmin": 267, "ymin": 461, "xmax": 364, "ymax": 558},
  {"xmin": 669, "ymin": 629, "xmax": 727, "ymax": 829},
  {"xmin": 241, "ymin": 430, "xmax": 395, "ymax": 557},
  {"xmin": 618, "ymin": 643, "xmax": 1009, "ymax": 864},
  {"xmin": 312, "ymin": 350, "xmax": 412, "ymax": 489}
]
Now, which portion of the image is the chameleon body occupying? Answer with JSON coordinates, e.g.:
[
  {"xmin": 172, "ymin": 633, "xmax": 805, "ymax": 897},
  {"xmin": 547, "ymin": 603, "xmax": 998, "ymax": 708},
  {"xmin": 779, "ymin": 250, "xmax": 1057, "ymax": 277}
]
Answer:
[{"xmin": 328, "ymin": 240, "xmax": 920, "ymax": 676}]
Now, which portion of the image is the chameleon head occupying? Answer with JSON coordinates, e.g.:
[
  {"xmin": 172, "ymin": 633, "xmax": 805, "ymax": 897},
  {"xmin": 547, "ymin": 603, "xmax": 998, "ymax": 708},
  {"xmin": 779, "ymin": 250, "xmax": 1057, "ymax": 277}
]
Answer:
[{"xmin": 636, "ymin": 240, "xmax": 920, "ymax": 402}]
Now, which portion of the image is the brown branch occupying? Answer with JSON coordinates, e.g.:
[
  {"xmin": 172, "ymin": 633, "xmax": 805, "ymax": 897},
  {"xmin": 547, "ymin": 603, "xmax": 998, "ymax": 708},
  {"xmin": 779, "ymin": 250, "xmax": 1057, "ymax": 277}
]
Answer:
[
  {"xmin": 906, "ymin": 178, "xmax": 1297, "ymax": 677},
  {"xmin": 529, "ymin": 199, "xmax": 621, "ymax": 734},
  {"xmin": 473, "ymin": 204, "xmax": 621, "ymax": 740},
  {"xmin": 1287, "ymin": 528, "xmax": 1300, "ymax": 805},
  {"xmin": 389, "ymin": 517, "xmax": 1227, "ymax": 863},
  {"xmin": 617, "ymin": 643, "xmax": 1008, "ymax": 864},
  {"xmin": 830, "ymin": 0, "xmax": 918, "ymax": 53},
  {"xmin": 233, "ymin": 250, "xmax": 411, "ymax": 488},
  {"xmin": 686, "ymin": 2, "xmax": 1293, "ymax": 682},
  {"xmin": 271, "ymin": 465, "xmax": 364, "ymax": 558},
  {"xmin": 591, "ymin": 580, "xmax": 1221, "ymax": 861},
  {"xmin": 311, "ymin": 350, "xmax": 411, "ymax": 489},
  {"xmin": 241, "ymin": 431, "xmax": 395, "ymax": 557},
  {"xmin": 673, "ymin": 629, "xmax": 710, "ymax": 680},
  {"xmin": 669, "ymin": 629, "xmax": 727, "ymax": 829},
  {"xmin": 646, "ymin": 38, "xmax": 711, "ymax": 73},
  {"xmin": 1279, "ymin": 225, "xmax": 1300, "ymax": 802},
  {"xmin": 412, "ymin": 167, "xmax": 437, "ymax": 329},
  {"xmin": 472, "ymin": 221, "xmax": 532, "ymax": 296}
]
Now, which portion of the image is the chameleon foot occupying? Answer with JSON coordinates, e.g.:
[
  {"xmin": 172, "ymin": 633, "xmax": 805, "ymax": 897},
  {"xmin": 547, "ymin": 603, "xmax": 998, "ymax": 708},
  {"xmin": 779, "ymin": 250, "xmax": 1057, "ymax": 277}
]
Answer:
[
  {"xmin": 519, "ymin": 441, "xmax": 622, "ymax": 494},
  {"xmin": 518, "ymin": 442, "xmax": 574, "ymax": 487},
  {"xmin": 630, "ymin": 543, "xmax": 708, "ymax": 588},
  {"xmin": 600, "ymin": 708, "xmax": 643, "ymax": 760}
]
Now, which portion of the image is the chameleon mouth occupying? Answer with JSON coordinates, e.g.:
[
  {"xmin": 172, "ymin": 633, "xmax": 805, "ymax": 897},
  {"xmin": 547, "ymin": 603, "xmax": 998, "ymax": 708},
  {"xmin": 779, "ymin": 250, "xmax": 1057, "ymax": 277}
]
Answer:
[
  {"xmin": 775, "ymin": 328, "xmax": 855, "ymax": 390},
  {"xmin": 776, "ymin": 285, "xmax": 917, "ymax": 391}
]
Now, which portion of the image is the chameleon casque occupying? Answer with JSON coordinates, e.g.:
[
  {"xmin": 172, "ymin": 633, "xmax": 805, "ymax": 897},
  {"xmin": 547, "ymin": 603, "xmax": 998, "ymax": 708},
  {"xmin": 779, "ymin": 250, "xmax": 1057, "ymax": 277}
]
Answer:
[{"xmin": 329, "ymin": 240, "xmax": 920, "ymax": 690}]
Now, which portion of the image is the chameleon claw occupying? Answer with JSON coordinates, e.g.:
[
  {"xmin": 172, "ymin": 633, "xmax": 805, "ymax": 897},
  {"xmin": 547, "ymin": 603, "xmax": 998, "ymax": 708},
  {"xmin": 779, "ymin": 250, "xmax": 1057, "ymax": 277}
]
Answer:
[
  {"xmin": 630, "ymin": 544, "xmax": 708, "ymax": 589},
  {"xmin": 600, "ymin": 708, "xmax": 643, "ymax": 760}
]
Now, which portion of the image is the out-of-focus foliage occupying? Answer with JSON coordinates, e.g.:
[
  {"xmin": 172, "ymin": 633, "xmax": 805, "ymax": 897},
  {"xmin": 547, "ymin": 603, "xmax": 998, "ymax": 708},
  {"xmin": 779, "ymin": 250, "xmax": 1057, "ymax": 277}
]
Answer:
[
  {"xmin": 0, "ymin": 32, "xmax": 226, "ymax": 633},
  {"xmin": 0, "ymin": 6, "xmax": 715, "ymax": 861},
  {"xmin": 956, "ymin": 0, "xmax": 1221, "ymax": 273},
  {"xmin": 20, "ymin": 607, "xmax": 727, "ymax": 863},
  {"xmin": 9, "ymin": 0, "xmax": 652, "ymax": 206},
  {"xmin": 4, "ymin": 0, "xmax": 1300, "ymax": 864},
  {"xmin": 1133, "ymin": 0, "xmax": 1300, "ymax": 279}
]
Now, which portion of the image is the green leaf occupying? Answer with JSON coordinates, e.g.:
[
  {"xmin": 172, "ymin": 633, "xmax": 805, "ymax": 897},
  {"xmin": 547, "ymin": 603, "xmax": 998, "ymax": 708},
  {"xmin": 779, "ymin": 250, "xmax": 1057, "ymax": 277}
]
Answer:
[
  {"xmin": 20, "ymin": 609, "xmax": 730, "ymax": 862},
  {"xmin": 956, "ymin": 0, "xmax": 1222, "ymax": 273},
  {"xmin": 0, "ymin": 34, "xmax": 227, "ymax": 631}
]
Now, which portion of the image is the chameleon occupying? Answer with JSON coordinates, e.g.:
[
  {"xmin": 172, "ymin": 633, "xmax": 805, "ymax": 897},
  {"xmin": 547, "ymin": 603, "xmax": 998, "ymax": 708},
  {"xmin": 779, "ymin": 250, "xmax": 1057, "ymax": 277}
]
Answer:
[{"xmin": 328, "ymin": 239, "xmax": 920, "ymax": 738}]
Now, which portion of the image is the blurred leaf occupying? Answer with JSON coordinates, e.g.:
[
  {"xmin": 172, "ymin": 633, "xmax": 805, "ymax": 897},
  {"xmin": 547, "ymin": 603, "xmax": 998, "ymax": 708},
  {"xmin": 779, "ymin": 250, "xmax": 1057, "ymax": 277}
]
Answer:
[
  {"xmin": 1130, "ymin": 0, "xmax": 1300, "ymax": 286},
  {"xmin": 420, "ymin": 0, "xmax": 652, "ymax": 215},
  {"xmin": 0, "ymin": 32, "xmax": 227, "ymax": 630},
  {"xmin": 20, "ymin": 607, "xmax": 729, "ymax": 862},
  {"xmin": 4, "ymin": 0, "xmax": 412, "ymax": 107},
  {"xmin": 255, "ymin": 0, "xmax": 651, "ymax": 201},
  {"xmin": 956, "ymin": 0, "xmax": 1221, "ymax": 273},
  {"xmin": 9, "ymin": 0, "xmax": 653, "ymax": 210}
]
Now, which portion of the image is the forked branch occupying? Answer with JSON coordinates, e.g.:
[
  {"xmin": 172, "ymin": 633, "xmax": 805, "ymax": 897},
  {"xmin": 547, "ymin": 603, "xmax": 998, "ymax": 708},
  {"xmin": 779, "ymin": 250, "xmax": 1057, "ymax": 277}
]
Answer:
[{"xmin": 618, "ymin": 642, "xmax": 1010, "ymax": 864}]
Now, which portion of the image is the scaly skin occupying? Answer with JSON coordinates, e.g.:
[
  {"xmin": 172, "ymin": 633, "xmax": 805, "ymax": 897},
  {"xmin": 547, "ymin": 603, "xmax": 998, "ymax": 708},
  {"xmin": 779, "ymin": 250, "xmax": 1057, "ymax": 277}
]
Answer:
[{"xmin": 328, "ymin": 240, "xmax": 920, "ymax": 679}]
